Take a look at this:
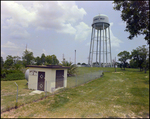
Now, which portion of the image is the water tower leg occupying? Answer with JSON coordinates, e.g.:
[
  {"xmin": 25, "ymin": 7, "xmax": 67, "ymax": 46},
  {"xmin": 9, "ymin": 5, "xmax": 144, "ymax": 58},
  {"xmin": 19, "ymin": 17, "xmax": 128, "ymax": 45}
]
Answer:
[
  {"xmin": 105, "ymin": 29, "xmax": 107, "ymax": 66},
  {"xmin": 88, "ymin": 27, "xmax": 94, "ymax": 66},
  {"xmin": 99, "ymin": 29, "xmax": 101, "ymax": 67},
  {"xmin": 91, "ymin": 26, "xmax": 96, "ymax": 67},
  {"xmin": 103, "ymin": 23, "xmax": 105, "ymax": 67},
  {"xmin": 108, "ymin": 26, "xmax": 112, "ymax": 67},
  {"xmin": 96, "ymin": 29, "xmax": 99, "ymax": 65}
]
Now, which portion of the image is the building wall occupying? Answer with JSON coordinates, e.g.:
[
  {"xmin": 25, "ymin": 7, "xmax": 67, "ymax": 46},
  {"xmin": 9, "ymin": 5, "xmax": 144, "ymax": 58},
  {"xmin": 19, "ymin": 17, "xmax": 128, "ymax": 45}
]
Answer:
[
  {"xmin": 50, "ymin": 69, "xmax": 67, "ymax": 92},
  {"xmin": 28, "ymin": 67, "xmax": 67, "ymax": 93},
  {"xmin": 28, "ymin": 71, "xmax": 38, "ymax": 90}
]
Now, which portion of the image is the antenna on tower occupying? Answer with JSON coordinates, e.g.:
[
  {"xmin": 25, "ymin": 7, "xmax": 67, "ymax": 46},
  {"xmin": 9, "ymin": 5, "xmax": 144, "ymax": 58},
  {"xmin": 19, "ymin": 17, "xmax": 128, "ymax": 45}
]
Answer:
[
  {"xmin": 63, "ymin": 54, "xmax": 65, "ymax": 62},
  {"xmin": 26, "ymin": 44, "xmax": 27, "ymax": 51}
]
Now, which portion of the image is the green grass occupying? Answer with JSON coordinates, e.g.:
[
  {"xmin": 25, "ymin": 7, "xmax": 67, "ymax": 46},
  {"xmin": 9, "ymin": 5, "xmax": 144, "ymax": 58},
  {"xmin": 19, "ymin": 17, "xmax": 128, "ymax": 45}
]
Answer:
[
  {"xmin": 1, "ymin": 80, "xmax": 46, "ymax": 112},
  {"xmin": 67, "ymin": 67, "xmax": 103, "ymax": 88},
  {"xmin": 1, "ymin": 67, "xmax": 149, "ymax": 118}
]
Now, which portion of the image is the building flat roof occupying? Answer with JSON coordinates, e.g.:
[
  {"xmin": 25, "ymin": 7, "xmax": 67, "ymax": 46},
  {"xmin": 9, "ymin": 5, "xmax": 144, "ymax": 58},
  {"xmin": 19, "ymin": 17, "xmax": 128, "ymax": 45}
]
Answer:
[{"xmin": 26, "ymin": 65, "xmax": 70, "ymax": 69}]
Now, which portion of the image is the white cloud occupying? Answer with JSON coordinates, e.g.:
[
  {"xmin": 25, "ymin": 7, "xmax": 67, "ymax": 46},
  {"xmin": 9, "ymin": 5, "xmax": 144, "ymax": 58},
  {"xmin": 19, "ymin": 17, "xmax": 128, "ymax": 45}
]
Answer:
[
  {"xmin": 1, "ymin": 1, "xmax": 36, "ymax": 28},
  {"xmin": 56, "ymin": 23, "xmax": 76, "ymax": 35},
  {"xmin": 110, "ymin": 22, "xmax": 123, "ymax": 47},
  {"xmin": 2, "ymin": 41, "xmax": 33, "ymax": 58},
  {"xmin": 1, "ymin": 1, "xmax": 87, "ymax": 38},
  {"xmin": 57, "ymin": 1, "xmax": 86, "ymax": 23},
  {"xmin": 10, "ymin": 29, "xmax": 30, "ymax": 39},
  {"xmin": 1, "ymin": 41, "xmax": 26, "ymax": 59},
  {"xmin": 2, "ymin": 41, "xmax": 19, "ymax": 49},
  {"xmin": 75, "ymin": 22, "xmax": 91, "ymax": 42}
]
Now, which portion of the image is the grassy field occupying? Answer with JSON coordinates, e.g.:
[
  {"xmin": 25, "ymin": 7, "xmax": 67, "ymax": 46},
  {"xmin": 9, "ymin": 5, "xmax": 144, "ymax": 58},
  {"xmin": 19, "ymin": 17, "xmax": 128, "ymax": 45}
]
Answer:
[
  {"xmin": 1, "ymin": 67, "xmax": 102, "ymax": 112},
  {"xmin": 1, "ymin": 67, "xmax": 149, "ymax": 118},
  {"xmin": 1, "ymin": 80, "xmax": 46, "ymax": 112}
]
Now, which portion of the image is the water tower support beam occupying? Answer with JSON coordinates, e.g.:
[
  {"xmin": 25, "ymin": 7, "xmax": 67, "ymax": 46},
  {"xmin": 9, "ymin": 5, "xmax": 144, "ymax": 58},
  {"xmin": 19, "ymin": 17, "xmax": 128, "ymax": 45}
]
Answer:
[
  {"xmin": 99, "ymin": 29, "xmax": 101, "ymax": 67},
  {"xmin": 91, "ymin": 25, "xmax": 96, "ymax": 66},
  {"xmin": 105, "ymin": 29, "xmax": 107, "ymax": 66},
  {"xmin": 108, "ymin": 26, "xmax": 112, "ymax": 67},
  {"xmin": 103, "ymin": 23, "xmax": 105, "ymax": 67},
  {"xmin": 88, "ymin": 27, "xmax": 94, "ymax": 65},
  {"xmin": 96, "ymin": 29, "xmax": 99, "ymax": 64}
]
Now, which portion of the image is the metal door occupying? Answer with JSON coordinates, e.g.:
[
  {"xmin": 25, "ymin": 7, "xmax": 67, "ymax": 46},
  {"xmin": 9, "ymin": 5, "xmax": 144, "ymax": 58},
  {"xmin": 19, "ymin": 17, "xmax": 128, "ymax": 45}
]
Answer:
[
  {"xmin": 37, "ymin": 72, "xmax": 45, "ymax": 91},
  {"xmin": 56, "ymin": 70, "xmax": 64, "ymax": 88}
]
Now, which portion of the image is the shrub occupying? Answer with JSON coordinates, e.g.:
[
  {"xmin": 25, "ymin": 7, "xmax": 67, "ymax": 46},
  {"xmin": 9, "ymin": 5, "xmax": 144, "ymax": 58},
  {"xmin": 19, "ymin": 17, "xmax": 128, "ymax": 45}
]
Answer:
[
  {"xmin": 1, "ymin": 69, "xmax": 25, "ymax": 81},
  {"xmin": 61, "ymin": 61, "xmax": 77, "ymax": 76},
  {"xmin": 3, "ymin": 73, "xmax": 24, "ymax": 81}
]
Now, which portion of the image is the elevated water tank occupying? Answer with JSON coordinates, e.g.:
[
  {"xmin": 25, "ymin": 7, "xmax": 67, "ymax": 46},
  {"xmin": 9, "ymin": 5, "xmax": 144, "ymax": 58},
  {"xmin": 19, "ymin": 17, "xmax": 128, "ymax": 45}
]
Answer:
[
  {"xmin": 25, "ymin": 69, "xmax": 29, "ymax": 81},
  {"xmin": 88, "ymin": 14, "xmax": 112, "ymax": 67},
  {"xmin": 92, "ymin": 14, "xmax": 110, "ymax": 30}
]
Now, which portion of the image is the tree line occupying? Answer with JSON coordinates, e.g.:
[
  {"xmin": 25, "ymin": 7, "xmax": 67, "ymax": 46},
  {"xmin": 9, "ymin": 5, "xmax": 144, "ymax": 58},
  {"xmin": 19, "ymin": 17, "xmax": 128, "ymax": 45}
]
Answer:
[
  {"xmin": 1, "ymin": 49, "xmax": 78, "ymax": 79},
  {"xmin": 117, "ymin": 45, "xmax": 149, "ymax": 73},
  {"xmin": 1, "ymin": 49, "xmax": 59, "ymax": 70}
]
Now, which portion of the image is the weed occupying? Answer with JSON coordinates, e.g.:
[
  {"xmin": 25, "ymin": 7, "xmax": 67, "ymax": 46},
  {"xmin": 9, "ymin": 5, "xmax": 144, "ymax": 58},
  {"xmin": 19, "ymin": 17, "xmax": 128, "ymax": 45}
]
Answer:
[
  {"xmin": 15, "ymin": 102, "xmax": 18, "ymax": 108},
  {"xmin": 6, "ymin": 105, "xmax": 10, "ymax": 111}
]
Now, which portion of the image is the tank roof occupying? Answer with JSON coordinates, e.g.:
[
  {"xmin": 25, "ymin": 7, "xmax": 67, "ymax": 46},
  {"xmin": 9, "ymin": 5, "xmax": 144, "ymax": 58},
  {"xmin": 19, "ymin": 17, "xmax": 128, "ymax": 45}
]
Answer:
[
  {"xmin": 94, "ymin": 14, "xmax": 108, "ymax": 18},
  {"xmin": 26, "ymin": 65, "xmax": 70, "ymax": 69}
]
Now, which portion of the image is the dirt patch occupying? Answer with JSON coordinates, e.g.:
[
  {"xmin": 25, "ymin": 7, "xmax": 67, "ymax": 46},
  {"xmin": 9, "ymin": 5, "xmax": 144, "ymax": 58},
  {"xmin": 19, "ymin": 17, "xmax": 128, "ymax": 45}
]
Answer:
[
  {"xmin": 113, "ymin": 105, "xmax": 121, "ymax": 108},
  {"xmin": 1, "ymin": 92, "xmax": 14, "ymax": 97},
  {"xmin": 112, "ymin": 72, "xmax": 123, "ymax": 73},
  {"xmin": 110, "ymin": 79, "xmax": 124, "ymax": 82},
  {"xmin": 18, "ymin": 94, "xmax": 26, "ymax": 96}
]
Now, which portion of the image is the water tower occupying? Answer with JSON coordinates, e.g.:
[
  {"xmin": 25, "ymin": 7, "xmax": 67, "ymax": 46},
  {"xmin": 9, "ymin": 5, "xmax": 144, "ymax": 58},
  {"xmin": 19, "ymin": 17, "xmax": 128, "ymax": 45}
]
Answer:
[{"xmin": 88, "ymin": 14, "xmax": 112, "ymax": 67}]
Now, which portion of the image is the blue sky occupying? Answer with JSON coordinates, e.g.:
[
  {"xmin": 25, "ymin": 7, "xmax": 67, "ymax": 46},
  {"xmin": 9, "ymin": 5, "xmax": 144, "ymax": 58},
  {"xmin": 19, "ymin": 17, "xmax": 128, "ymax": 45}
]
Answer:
[{"xmin": 1, "ymin": 1, "xmax": 148, "ymax": 64}]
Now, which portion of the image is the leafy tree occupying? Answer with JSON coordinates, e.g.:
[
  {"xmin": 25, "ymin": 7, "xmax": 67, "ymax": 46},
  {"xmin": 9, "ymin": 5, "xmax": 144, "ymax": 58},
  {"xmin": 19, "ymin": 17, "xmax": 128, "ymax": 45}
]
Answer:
[
  {"xmin": 1, "ymin": 57, "xmax": 4, "ymax": 69},
  {"xmin": 4, "ymin": 55, "xmax": 14, "ymax": 69},
  {"xmin": 14, "ymin": 63, "xmax": 23, "ymax": 70},
  {"xmin": 12, "ymin": 56, "xmax": 24, "ymax": 70},
  {"xmin": 35, "ymin": 56, "xmax": 42, "ymax": 65},
  {"xmin": 131, "ymin": 45, "xmax": 149, "ymax": 73},
  {"xmin": 77, "ymin": 62, "xmax": 81, "ymax": 65},
  {"xmin": 45, "ymin": 55, "xmax": 52, "ymax": 65},
  {"xmin": 51, "ymin": 55, "xmax": 59, "ymax": 65},
  {"xmin": 41, "ymin": 53, "xmax": 46, "ymax": 65},
  {"xmin": 13, "ymin": 56, "xmax": 21, "ymax": 64},
  {"xmin": 82, "ymin": 63, "xmax": 86, "ymax": 65},
  {"xmin": 61, "ymin": 61, "xmax": 77, "ymax": 76},
  {"xmin": 113, "ymin": 1, "xmax": 149, "ymax": 44},
  {"xmin": 129, "ymin": 59, "xmax": 138, "ymax": 68},
  {"xmin": 141, "ymin": 57, "xmax": 149, "ymax": 73},
  {"xmin": 22, "ymin": 50, "xmax": 34, "ymax": 66},
  {"xmin": 117, "ymin": 51, "xmax": 130, "ymax": 70}
]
